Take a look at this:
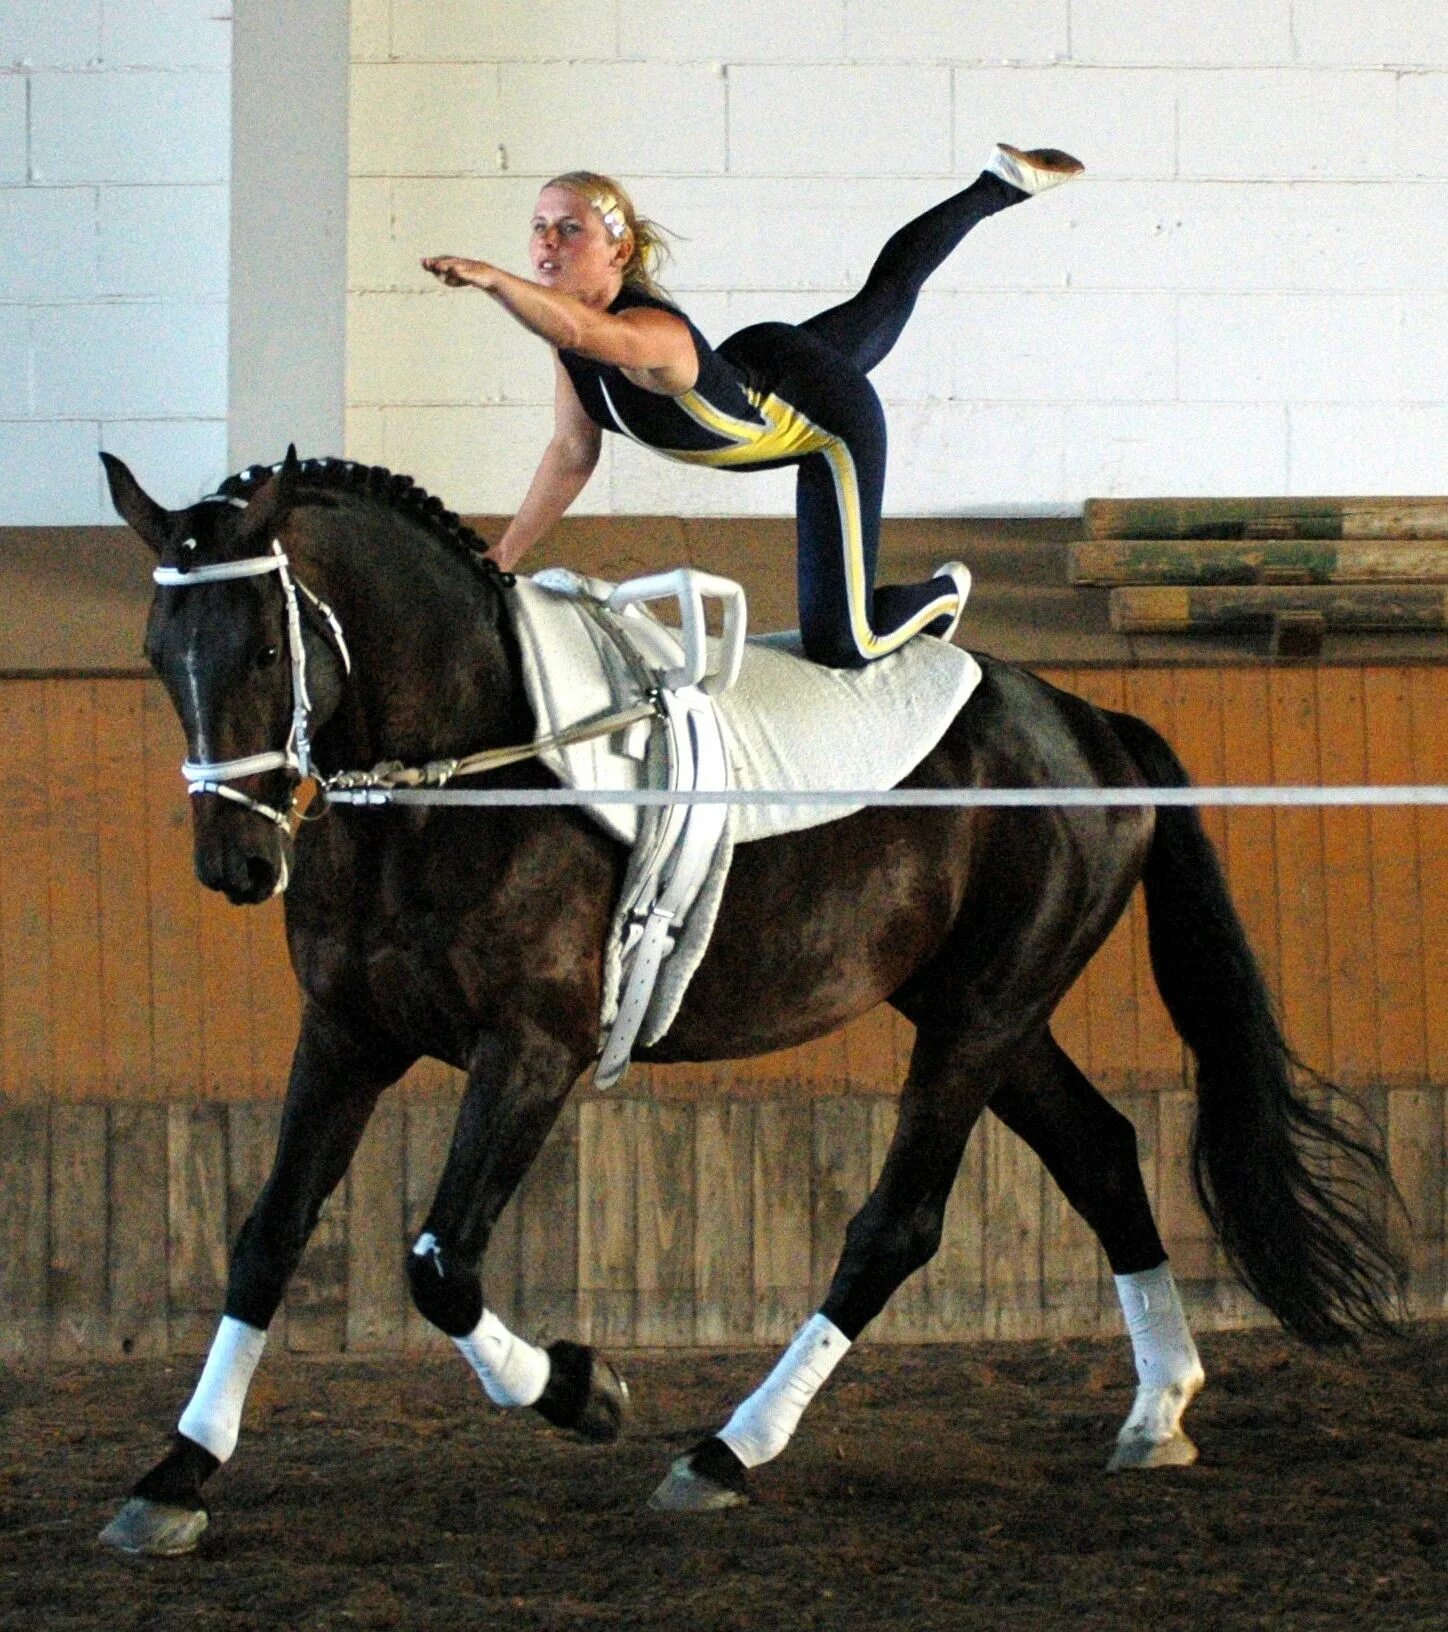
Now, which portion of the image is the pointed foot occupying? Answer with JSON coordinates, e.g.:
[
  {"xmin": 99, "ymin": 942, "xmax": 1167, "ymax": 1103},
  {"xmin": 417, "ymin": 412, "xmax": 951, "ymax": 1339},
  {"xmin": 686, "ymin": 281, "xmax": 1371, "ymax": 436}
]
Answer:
[
  {"xmin": 650, "ymin": 1436, "xmax": 751, "ymax": 1512},
  {"xmin": 534, "ymin": 1340, "xmax": 630, "ymax": 1444},
  {"xmin": 98, "ymin": 1497, "xmax": 209, "ymax": 1557},
  {"xmin": 1107, "ymin": 1429, "xmax": 1200, "ymax": 1472}
]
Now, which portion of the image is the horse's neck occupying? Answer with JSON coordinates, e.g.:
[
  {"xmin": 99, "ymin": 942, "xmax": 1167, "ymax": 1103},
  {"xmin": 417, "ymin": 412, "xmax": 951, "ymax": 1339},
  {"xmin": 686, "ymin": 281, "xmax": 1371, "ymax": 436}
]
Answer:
[{"xmin": 301, "ymin": 507, "xmax": 531, "ymax": 768}]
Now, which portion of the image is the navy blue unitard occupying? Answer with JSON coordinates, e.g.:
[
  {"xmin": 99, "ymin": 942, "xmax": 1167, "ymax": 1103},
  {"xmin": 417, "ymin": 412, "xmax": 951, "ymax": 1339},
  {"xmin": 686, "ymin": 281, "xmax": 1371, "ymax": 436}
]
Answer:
[{"xmin": 558, "ymin": 170, "xmax": 1023, "ymax": 667}]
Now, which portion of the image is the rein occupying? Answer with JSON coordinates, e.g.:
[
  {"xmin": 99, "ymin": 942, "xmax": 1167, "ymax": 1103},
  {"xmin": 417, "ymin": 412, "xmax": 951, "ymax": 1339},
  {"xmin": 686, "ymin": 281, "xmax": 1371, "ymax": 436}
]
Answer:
[{"xmin": 154, "ymin": 541, "xmax": 656, "ymax": 830}]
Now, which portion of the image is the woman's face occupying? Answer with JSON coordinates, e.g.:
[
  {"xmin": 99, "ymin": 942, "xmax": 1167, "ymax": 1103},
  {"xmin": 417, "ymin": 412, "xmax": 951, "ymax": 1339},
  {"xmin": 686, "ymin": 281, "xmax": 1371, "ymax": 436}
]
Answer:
[{"xmin": 529, "ymin": 186, "xmax": 628, "ymax": 299}]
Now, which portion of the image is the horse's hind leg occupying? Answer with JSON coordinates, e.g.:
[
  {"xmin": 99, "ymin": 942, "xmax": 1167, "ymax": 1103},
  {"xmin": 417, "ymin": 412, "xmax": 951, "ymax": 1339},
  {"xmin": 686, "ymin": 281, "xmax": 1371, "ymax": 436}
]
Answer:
[
  {"xmin": 99, "ymin": 1007, "xmax": 412, "ymax": 1556},
  {"xmin": 652, "ymin": 1025, "xmax": 991, "ymax": 1512},
  {"xmin": 990, "ymin": 1030, "xmax": 1205, "ymax": 1470}
]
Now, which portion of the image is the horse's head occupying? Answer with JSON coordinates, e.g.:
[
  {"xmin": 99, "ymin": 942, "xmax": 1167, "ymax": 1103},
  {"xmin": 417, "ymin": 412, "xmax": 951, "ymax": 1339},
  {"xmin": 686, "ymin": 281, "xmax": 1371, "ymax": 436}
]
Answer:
[{"xmin": 103, "ymin": 447, "xmax": 346, "ymax": 905}]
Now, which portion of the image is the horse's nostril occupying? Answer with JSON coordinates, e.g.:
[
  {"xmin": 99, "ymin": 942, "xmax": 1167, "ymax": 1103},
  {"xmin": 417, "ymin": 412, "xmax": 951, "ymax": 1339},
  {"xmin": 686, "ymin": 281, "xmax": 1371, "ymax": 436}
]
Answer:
[{"xmin": 245, "ymin": 855, "xmax": 278, "ymax": 898}]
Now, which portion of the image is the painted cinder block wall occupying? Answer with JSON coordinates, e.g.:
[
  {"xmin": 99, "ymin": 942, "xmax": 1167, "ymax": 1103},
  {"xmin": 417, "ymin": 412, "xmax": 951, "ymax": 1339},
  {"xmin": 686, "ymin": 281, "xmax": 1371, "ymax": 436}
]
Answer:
[
  {"xmin": 0, "ymin": 2, "xmax": 231, "ymax": 523},
  {"xmin": 346, "ymin": 0, "xmax": 1448, "ymax": 519}
]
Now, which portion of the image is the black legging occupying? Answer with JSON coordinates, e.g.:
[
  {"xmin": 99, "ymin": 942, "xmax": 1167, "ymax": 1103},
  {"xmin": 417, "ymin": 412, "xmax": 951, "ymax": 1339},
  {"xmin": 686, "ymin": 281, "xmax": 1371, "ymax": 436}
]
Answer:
[{"xmin": 717, "ymin": 170, "xmax": 1020, "ymax": 667}]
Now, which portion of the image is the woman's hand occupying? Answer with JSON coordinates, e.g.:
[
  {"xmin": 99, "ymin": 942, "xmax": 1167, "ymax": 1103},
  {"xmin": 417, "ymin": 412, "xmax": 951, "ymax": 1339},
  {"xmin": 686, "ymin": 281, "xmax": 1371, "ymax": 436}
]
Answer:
[{"xmin": 421, "ymin": 255, "xmax": 497, "ymax": 291}]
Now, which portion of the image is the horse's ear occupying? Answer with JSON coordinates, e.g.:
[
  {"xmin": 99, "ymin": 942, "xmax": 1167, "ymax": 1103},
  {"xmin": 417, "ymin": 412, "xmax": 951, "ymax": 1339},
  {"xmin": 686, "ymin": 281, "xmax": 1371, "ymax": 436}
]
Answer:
[
  {"xmin": 241, "ymin": 444, "xmax": 302, "ymax": 541},
  {"xmin": 100, "ymin": 451, "xmax": 173, "ymax": 554}
]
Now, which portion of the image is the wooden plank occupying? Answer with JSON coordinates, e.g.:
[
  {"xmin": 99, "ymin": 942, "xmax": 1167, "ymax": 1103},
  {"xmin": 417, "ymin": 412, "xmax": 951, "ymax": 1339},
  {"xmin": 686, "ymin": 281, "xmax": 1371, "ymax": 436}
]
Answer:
[
  {"xmin": 634, "ymin": 1100, "xmax": 696, "ymax": 1346},
  {"xmin": 1363, "ymin": 669, "xmax": 1429, "ymax": 1087},
  {"xmin": 693, "ymin": 1101, "xmax": 753, "ymax": 1343},
  {"xmin": 1313, "ymin": 670, "xmax": 1380, "ymax": 1088},
  {"xmin": 227, "ymin": 1101, "xmax": 285, "ymax": 1346},
  {"xmin": 167, "ymin": 1102, "xmax": 230, "ymax": 1353},
  {"xmin": 107, "ymin": 1104, "xmax": 169, "ymax": 1358},
  {"xmin": 1070, "ymin": 537, "xmax": 1448, "ymax": 585},
  {"xmin": 1217, "ymin": 669, "xmax": 1282, "ymax": 1009},
  {"xmin": 48, "ymin": 1103, "xmax": 109, "ymax": 1356},
  {"xmin": 1110, "ymin": 583, "xmax": 1447, "ymax": 633},
  {"xmin": 1408, "ymin": 669, "xmax": 1448, "ymax": 1086},
  {"xmin": 516, "ymin": 1099, "xmax": 578, "ymax": 1344},
  {"xmin": 981, "ymin": 1115, "xmax": 1043, "ymax": 1340},
  {"xmin": 44, "ymin": 681, "xmax": 105, "ymax": 1101},
  {"xmin": 0, "ymin": 1105, "xmax": 50, "ymax": 1363},
  {"xmin": 402, "ymin": 1098, "xmax": 455, "ymax": 1351},
  {"xmin": 247, "ymin": 897, "xmax": 300, "ymax": 1097},
  {"xmin": 924, "ymin": 1109, "xmax": 985, "ymax": 1339},
  {"xmin": 143, "ymin": 682, "xmax": 203, "ymax": 1096},
  {"xmin": 345, "ymin": 1101, "xmax": 407, "ymax": 1352},
  {"xmin": 1268, "ymin": 670, "xmax": 1332, "ymax": 1078},
  {"xmin": 1085, "ymin": 495, "xmax": 1448, "ymax": 540},
  {"xmin": 577, "ymin": 1098, "xmax": 637, "ymax": 1347},
  {"xmin": 197, "ymin": 888, "xmax": 255, "ymax": 1099},
  {"xmin": 1155, "ymin": 1087, "xmax": 1222, "ymax": 1311},
  {"xmin": 752, "ymin": 1100, "xmax": 812, "ymax": 1344},
  {"xmin": 0, "ymin": 683, "xmax": 53, "ymax": 1100},
  {"xmin": 1388, "ymin": 1087, "xmax": 1443, "ymax": 1314},
  {"xmin": 809, "ymin": 1097, "xmax": 871, "ymax": 1310},
  {"xmin": 843, "ymin": 1007, "xmax": 899, "ymax": 1094},
  {"xmin": 94, "ymin": 682, "xmax": 155, "ymax": 1096}
]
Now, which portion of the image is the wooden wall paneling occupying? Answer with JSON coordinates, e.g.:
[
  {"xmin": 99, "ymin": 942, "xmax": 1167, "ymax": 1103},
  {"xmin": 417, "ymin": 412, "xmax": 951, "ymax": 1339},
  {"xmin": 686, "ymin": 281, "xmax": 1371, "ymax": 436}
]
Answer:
[
  {"xmin": 577, "ymin": 1098, "xmax": 638, "ymax": 1347},
  {"xmin": 1, "ymin": 683, "xmax": 54, "ymax": 1099},
  {"xmin": 285, "ymin": 1167, "xmax": 349, "ymax": 1355},
  {"xmin": 107, "ymin": 1103, "xmax": 168, "ymax": 1358},
  {"xmin": 94, "ymin": 682, "xmax": 155, "ymax": 1095},
  {"xmin": 1267, "ymin": 670, "xmax": 1332, "ymax": 1075},
  {"xmin": 402, "ymin": 1099, "xmax": 455, "ymax": 1351},
  {"xmin": 1363, "ymin": 669, "xmax": 1428, "ymax": 1087},
  {"xmin": 48, "ymin": 1102, "xmax": 109, "ymax": 1354},
  {"xmin": 1155, "ymin": 1087, "xmax": 1225, "ymax": 1319},
  {"xmin": 1387, "ymin": 1085, "xmax": 1444, "ymax": 1311},
  {"xmin": 1122, "ymin": 670, "xmax": 1185, "ymax": 1089},
  {"xmin": 844, "ymin": 1007, "xmax": 898, "ymax": 1094},
  {"xmin": 981, "ymin": 1116, "xmax": 1043, "ymax": 1340},
  {"xmin": 196, "ymin": 890, "xmax": 255, "ymax": 1099},
  {"xmin": 751, "ymin": 1100, "xmax": 813, "ymax": 1344},
  {"xmin": 0, "ymin": 1104, "xmax": 50, "ymax": 1362},
  {"xmin": 486, "ymin": 1160, "xmax": 524, "ymax": 1336},
  {"xmin": 44, "ymin": 681, "xmax": 105, "ymax": 1100},
  {"xmin": 693, "ymin": 1100, "xmax": 754, "ymax": 1343},
  {"xmin": 1217, "ymin": 670, "xmax": 1283, "ymax": 1012},
  {"xmin": 1313, "ymin": 670, "xmax": 1381, "ymax": 1087},
  {"xmin": 926, "ymin": 1103, "xmax": 986, "ymax": 1338},
  {"xmin": 809, "ymin": 1097, "xmax": 871, "ymax": 1311},
  {"xmin": 515, "ymin": 1100, "xmax": 579, "ymax": 1344},
  {"xmin": 345, "ymin": 1101, "xmax": 407, "ymax": 1351},
  {"xmin": 863, "ymin": 1099, "xmax": 907, "ymax": 1340},
  {"xmin": 1041, "ymin": 1116, "xmax": 1108, "ymax": 1339},
  {"xmin": 1407, "ymin": 670, "xmax": 1446, "ymax": 1088},
  {"xmin": 634, "ymin": 1099, "xmax": 697, "ymax": 1345},
  {"xmin": 143, "ymin": 684, "xmax": 203, "ymax": 1097},
  {"xmin": 167, "ymin": 1102, "xmax": 230, "ymax": 1353},
  {"xmin": 228, "ymin": 1101, "xmax": 285, "ymax": 1346}
]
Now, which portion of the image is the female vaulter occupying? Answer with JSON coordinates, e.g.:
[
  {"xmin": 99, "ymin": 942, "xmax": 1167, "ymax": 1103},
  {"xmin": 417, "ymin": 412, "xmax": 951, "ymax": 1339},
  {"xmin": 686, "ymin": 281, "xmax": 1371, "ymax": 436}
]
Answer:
[{"xmin": 423, "ymin": 144, "xmax": 1081, "ymax": 668}]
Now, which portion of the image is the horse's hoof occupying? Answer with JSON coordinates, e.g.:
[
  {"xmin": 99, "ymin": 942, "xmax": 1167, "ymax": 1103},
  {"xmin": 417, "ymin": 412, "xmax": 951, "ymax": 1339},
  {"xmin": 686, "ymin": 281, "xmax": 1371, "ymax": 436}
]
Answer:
[
  {"xmin": 536, "ymin": 1340, "xmax": 630, "ymax": 1444},
  {"xmin": 649, "ymin": 1437, "xmax": 750, "ymax": 1512},
  {"xmin": 1107, "ymin": 1429, "xmax": 1199, "ymax": 1472},
  {"xmin": 98, "ymin": 1497, "xmax": 209, "ymax": 1556}
]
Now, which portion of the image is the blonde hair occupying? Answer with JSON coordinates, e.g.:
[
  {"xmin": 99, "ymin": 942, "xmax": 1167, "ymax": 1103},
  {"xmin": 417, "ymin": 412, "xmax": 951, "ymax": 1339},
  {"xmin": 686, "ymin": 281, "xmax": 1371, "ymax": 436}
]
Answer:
[{"xmin": 545, "ymin": 170, "xmax": 674, "ymax": 299}]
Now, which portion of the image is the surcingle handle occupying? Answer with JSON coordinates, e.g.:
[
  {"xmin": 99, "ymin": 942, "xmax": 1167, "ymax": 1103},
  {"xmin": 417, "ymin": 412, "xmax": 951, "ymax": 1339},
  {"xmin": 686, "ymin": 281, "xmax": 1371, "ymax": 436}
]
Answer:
[{"xmin": 607, "ymin": 569, "xmax": 748, "ymax": 697}]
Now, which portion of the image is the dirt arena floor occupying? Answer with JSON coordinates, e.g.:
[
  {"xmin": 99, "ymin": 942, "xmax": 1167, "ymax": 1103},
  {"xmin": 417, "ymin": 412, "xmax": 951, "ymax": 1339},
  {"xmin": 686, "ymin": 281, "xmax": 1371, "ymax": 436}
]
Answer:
[{"xmin": 2, "ymin": 1324, "xmax": 1444, "ymax": 1632}]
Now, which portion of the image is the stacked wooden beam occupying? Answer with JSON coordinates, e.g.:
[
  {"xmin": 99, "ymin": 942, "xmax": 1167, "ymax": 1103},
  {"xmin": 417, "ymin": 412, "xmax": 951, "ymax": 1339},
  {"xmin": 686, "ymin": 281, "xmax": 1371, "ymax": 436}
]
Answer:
[{"xmin": 1072, "ymin": 498, "xmax": 1448, "ymax": 655}]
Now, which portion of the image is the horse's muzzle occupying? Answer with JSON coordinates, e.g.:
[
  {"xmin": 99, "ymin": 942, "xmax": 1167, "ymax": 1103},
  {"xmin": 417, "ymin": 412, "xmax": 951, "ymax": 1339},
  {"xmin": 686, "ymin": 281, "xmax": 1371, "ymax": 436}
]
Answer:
[{"xmin": 193, "ymin": 800, "xmax": 293, "ymax": 904}]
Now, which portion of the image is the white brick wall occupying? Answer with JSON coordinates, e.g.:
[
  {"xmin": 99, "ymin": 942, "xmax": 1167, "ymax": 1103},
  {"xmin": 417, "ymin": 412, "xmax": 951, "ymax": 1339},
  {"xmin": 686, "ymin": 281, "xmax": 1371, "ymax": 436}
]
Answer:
[
  {"xmin": 0, "ymin": 5, "xmax": 230, "ymax": 522},
  {"xmin": 342, "ymin": 3, "xmax": 1448, "ymax": 517}
]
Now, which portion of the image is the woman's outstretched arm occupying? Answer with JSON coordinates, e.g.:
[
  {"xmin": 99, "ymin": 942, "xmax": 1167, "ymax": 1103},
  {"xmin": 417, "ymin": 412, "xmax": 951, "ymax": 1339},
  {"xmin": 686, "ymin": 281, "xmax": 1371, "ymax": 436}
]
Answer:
[{"xmin": 489, "ymin": 361, "xmax": 603, "ymax": 572}]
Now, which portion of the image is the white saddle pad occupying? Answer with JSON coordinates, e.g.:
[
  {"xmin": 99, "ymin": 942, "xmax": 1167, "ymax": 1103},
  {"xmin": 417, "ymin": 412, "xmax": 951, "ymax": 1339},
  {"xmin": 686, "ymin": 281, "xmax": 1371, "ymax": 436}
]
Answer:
[{"xmin": 508, "ymin": 573, "xmax": 982, "ymax": 847}]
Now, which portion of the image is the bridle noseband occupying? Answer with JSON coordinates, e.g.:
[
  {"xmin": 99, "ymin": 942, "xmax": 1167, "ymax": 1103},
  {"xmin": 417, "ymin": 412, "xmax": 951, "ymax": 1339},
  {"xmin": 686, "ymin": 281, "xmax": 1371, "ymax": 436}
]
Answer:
[{"xmin": 154, "ymin": 539, "xmax": 351, "ymax": 831}]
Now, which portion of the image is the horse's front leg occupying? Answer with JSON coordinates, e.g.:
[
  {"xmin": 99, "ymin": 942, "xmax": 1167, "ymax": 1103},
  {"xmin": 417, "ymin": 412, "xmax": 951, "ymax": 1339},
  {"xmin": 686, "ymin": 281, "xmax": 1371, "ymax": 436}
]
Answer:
[
  {"xmin": 98, "ymin": 1005, "xmax": 413, "ymax": 1556},
  {"xmin": 408, "ymin": 1024, "xmax": 627, "ymax": 1443}
]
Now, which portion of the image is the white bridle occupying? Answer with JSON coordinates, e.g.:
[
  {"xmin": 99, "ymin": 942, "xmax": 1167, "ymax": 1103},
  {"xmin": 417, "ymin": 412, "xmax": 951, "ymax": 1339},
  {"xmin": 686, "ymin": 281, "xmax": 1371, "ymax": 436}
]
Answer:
[{"xmin": 153, "ymin": 539, "xmax": 351, "ymax": 832}]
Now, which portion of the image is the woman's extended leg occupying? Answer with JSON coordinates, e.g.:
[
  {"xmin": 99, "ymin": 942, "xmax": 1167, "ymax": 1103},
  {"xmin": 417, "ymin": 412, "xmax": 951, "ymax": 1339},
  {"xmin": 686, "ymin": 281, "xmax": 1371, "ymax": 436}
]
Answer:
[{"xmin": 803, "ymin": 146, "xmax": 1082, "ymax": 374}]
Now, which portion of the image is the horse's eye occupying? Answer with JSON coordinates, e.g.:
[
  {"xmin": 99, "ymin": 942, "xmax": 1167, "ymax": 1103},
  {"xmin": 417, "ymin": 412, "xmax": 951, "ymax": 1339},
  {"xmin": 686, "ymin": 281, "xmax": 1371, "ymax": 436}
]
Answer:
[{"xmin": 254, "ymin": 644, "xmax": 281, "ymax": 670}]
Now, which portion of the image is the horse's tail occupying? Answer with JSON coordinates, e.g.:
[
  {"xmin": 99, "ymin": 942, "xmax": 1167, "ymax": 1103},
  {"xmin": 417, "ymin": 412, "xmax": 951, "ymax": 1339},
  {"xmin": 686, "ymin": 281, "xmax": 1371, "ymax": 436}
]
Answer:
[{"xmin": 1107, "ymin": 709, "xmax": 1405, "ymax": 1345}]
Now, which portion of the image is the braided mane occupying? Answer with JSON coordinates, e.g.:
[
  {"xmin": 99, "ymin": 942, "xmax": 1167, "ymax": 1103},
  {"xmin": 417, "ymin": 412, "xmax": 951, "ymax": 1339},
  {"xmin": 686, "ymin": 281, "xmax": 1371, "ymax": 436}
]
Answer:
[{"xmin": 213, "ymin": 457, "xmax": 512, "ymax": 585}]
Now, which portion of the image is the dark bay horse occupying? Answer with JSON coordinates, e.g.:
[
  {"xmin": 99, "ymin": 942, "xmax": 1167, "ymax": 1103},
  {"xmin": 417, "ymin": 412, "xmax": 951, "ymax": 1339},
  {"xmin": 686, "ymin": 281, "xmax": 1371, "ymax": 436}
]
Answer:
[{"xmin": 97, "ymin": 450, "xmax": 1400, "ymax": 1555}]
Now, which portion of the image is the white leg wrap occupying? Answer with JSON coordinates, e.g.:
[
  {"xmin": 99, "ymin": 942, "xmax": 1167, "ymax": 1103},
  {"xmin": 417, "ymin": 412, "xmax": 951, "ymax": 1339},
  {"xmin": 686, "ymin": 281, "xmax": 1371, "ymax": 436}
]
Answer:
[
  {"xmin": 176, "ymin": 1316, "xmax": 267, "ymax": 1463},
  {"xmin": 455, "ymin": 1308, "xmax": 550, "ymax": 1409},
  {"xmin": 718, "ymin": 1314, "xmax": 851, "ymax": 1469},
  {"xmin": 1114, "ymin": 1263, "xmax": 1202, "ymax": 1391}
]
